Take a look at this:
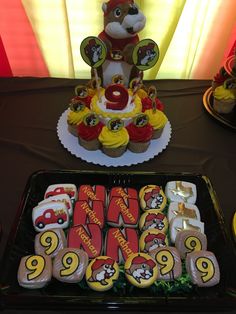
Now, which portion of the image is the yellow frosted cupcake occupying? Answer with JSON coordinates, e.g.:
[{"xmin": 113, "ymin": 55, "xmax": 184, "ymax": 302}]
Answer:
[
  {"xmin": 98, "ymin": 118, "xmax": 129, "ymax": 157},
  {"xmin": 213, "ymin": 85, "xmax": 236, "ymax": 114},
  {"xmin": 144, "ymin": 109, "xmax": 168, "ymax": 139},
  {"xmin": 67, "ymin": 103, "xmax": 91, "ymax": 136}
]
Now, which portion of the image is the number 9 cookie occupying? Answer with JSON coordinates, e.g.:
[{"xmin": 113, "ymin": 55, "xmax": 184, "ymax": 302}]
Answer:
[
  {"xmin": 186, "ymin": 250, "xmax": 220, "ymax": 287},
  {"xmin": 17, "ymin": 254, "xmax": 52, "ymax": 289}
]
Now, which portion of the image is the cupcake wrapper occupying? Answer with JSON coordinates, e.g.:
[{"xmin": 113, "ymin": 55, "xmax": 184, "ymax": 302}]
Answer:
[
  {"xmin": 152, "ymin": 128, "xmax": 163, "ymax": 139},
  {"xmin": 68, "ymin": 124, "xmax": 78, "ymax": 137},
  {"xmin": 128, "ymin": 141, "xmax": 150, "ymax": 153},
  {"xmin": 213, "ymin": 98, "xmax": 236, "ymax": 114},
  {"xmin": 79, "ymin": 137, "xmax": 100, "ymax": 151},
  {"xmin": 102, "ymin": 145, "xmax": 127, "ymax": 158}
]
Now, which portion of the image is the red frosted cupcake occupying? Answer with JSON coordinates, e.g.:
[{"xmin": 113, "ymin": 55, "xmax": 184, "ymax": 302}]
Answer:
[
  {"xmin": 77, "ymin": 113, "xmax": 104, "ymax": 150},
  {"xmin": 126, "ymin": 114, "xmax": 153, "ymax": 153}
]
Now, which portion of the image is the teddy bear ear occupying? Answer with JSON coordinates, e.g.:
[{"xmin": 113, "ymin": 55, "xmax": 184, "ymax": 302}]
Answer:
[{"xmin": 102, "ymin": 3, "xmax": 108, "ymax": 14}]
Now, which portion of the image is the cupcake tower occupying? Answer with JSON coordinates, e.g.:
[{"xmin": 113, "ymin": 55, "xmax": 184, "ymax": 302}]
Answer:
[
  {"xmin": 17, "ymin": 181, "xmax": 220, "ymax": 291},
  {"xmin": 66, "ymin": 82, "xmax": 168, "ymax": 157}
]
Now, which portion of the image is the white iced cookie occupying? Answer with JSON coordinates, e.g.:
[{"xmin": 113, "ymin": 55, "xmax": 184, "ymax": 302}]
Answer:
[
  {"xmin": 39, "ymin": 193, "xmax": 73, "ymax": 217},
  {"xmin": 44, "ymin": 184, "xmax": 78, "ymax": 204},
  {"xmin": 167, "ymin": 202, "xmax": 201, "ymax": 223},
  {"xmin": 169, "ymin": 216, "xmax": 204, "ymax": 244},
  {"xmin": 165, "ymin": 181, "xmax": 197, "ymax": 204},
  {"xmin": 32, "ymin": 201, "xmax": 69, "ymax": 232}
]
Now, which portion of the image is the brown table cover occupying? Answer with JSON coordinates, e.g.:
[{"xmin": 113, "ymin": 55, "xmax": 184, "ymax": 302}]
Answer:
[{"xmin": 0, "ymin": 77, "xmax": 235, "ymax": 313}]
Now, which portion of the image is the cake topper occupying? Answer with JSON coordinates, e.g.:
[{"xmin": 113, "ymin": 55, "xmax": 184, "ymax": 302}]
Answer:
[{"xmin": 80, "ymin": 36, "xmax": 107, "ymax": 99}]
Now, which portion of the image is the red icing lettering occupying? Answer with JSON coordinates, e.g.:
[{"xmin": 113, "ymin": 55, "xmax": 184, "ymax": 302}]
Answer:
[
  {"xmin": 67, "ymin": 224, "xmax": 102, "ymax": 258},
  {"xmin": 107, "ymin": 197, "xmax": 139, "ymax": 227},
  {"xmin": 105, "ymin": 228, "xmax": 139, "ymax": 263},
  {"xmin": 73, "ymin": 200, "xmax": 104, "ymax": 228},
  {"xmin": 78, "ymin": 185, "xmax": 106, "ymax": 205}
]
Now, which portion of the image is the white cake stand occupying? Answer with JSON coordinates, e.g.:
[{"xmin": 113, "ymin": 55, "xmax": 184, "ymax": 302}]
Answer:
[{"xmin": 57, "ymin": 109, "xmax": 172, "ymax": 167}]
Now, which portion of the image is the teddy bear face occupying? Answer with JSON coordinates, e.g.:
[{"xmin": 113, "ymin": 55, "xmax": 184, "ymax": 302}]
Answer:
[{"xmin": 102, "ymin": 1, "xmax": 146, "ymax": 39}]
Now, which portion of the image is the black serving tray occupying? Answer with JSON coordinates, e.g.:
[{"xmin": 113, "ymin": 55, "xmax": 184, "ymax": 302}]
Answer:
[{"xmin": 0, "ymin": 170, "xmax": 236, "ymax": 311}]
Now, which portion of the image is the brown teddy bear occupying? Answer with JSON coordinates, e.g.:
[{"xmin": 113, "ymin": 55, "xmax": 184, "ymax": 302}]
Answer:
[{"xmin": 97, "ymin": 0, "xmax": 146, "ymax": 87}]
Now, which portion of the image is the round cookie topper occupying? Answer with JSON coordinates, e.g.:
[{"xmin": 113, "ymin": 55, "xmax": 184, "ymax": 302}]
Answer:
[
  {"xmin": 132, "ymin": 39, "xmax": 159, "ymax": 71},
  {"xmin": 69, "ymin": 102, "xmax": 86, "ymax": 112},
  {"xmin": 112, "ymin": 74, "xmax": 124, "ymax": 85},
  {"xmin": 86, "ymin": 256, "xmax": 119, "ymax": 291},
  {"xmin": 74, "ymin": 85, "xmax": 88, "ymax": 98},
  {"xmin": 139, "ymin": 210, "xmax": 168, "ymax": 233},
  {"xmin": 83, "ymin": 113, "xmax": 99, "ymax": 127},
  {"xmin": 133, "ymin": 114, "xmax": 149, "ymax": 127},
  {"xmin": 80, "ymin": 36, "xmax": 107, "ymax": 68},
  {"xmin": 125, "ymin": 252, "xmax": 158, "ymax": 288},
  {"xmin": 139, "ymin": 185, "xmax": 167, "ymax": 211},
  {"xmin": 107, "ymin": 118, "xmax": 124, "ymax": 132},
  {"xmin": 140, "ymin": 229, "xmax": 168, "ymax": 253}
]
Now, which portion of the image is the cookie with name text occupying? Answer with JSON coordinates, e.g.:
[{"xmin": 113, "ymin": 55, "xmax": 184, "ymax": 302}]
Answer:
[
  {"xmin": 67, "ymin": 223, "xmax": 102, "ymax": 258},
  {"xmin": 105, "ymin": 227, "xmax": 139, "ymax": 264},
  {"xmin": 73, "ymin": 200, "xmax": 105, "ymax": 229}
]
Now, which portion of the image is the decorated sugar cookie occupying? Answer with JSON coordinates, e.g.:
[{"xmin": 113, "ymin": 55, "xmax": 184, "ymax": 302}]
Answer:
[
  {"xmin": 139, "ymin": 210, "xmax": 168, "ymax": 233},
  {"xmin": 175, "ymin": 230, "xmax": 207, "ymax": 259},
  {"xmin": 186, "ymin": 250, "xmax": 220, "ymax": 287},
  {"xmin": 165, "ymin": 181, "xmax": 197, "ymax": 204},
  {"xmin": 149, "ymin": 246, "xmax": 182, "ymax": 281},
  {"xmin": 105, "ymin": 227, "xmax": 139, "ymax": 264},
  {"xmin": 106, "ymin": 196, "xmax": 139, "ymax": 228},
  {"xmin": 17, "ymin": 254, "xmax": 52, "ymax": 289},
  {"xmin": 139, "ymin": 229, "xmax": 168, "ymax": 253},
  {"xmin": 139, "ymin": 185, "xmax": 167, "ymax": 211},
  {"xmin": 34, "ymin": 228, "xmax": 67, "ymax": 258},
  {"xmin": 169, "ymin": 216, "xmax": 204, "ymax": 244},
  {"xmin": 168, "ymin": 202, "xmax": 200, "ymax": 223},
  {"xmin": 32, "ymin": 201, "xmax": 69, "ymax": 232},
  {"xmin": 67, "ymin": 224, "xmax": 102, "ymax": 258},
  {"xmin": 52, "ymin": 248, "xmax": 88, "ymax": 283},
  {"xmin": 73, "ymin": 200, "xmax": 105, "ymax": 229},
  {"xmin": 78, "ymin": 185, "xmax": 106, "ymax": 206},
  {"xmin": 109, "ymin": 187, "xmax": 138, "ymax": 201},
  {"xmin": 39, "ymin": 193, "xmax": 73, "ymax": 217},
  {"xmin": 124, "ymin": 253, "xmax": 158, "ymax": 288},
  {"xmin": 86, "ymin": 256, "xmax": 119, "ymax": 291},
  {"xmin": 44, "ymin": 184, "xmax": 78, "ymax": 204}
]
